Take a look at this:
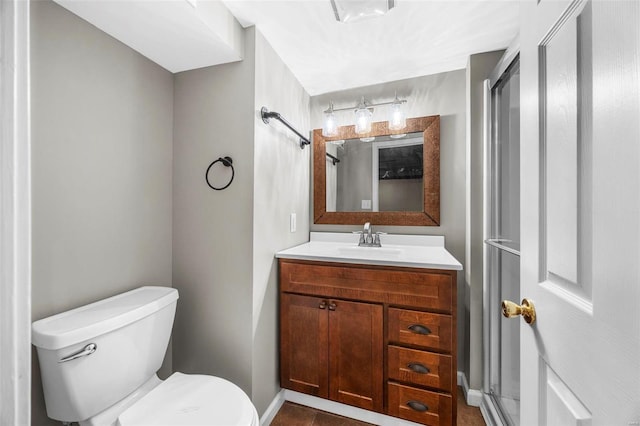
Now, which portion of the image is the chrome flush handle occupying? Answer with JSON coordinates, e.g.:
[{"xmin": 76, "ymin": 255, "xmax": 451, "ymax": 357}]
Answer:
[{"xmin": 59, "ymin": 343, "xmax": 97, "ymax": 363}]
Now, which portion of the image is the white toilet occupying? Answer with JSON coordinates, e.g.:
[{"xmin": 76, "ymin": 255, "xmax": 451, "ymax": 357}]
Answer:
[{"xmin": 32, "ymin": 286, "xmax": 259, "ymax": 426}]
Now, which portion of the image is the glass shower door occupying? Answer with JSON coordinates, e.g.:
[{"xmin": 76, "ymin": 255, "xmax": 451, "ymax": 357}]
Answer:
[{"xmin": 486, "ymin": 57, "xmax": 520, "ymax": 426}]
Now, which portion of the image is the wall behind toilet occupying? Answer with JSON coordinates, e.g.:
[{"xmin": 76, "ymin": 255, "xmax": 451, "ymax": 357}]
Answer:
[
  {"xmin": 172, "ymin": 28, "xmax": 256, "ymax": 398},
  {"xmin": 172, "ymin": 27, "xmax": 310, "ymax": 416},
  {"xmin": 30, "ymin": 1, "xmax": 174, "ymax": 423}
]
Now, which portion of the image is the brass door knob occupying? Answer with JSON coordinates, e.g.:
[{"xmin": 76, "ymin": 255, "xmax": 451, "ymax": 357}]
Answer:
[{"xmin": 502, "ymin": 298, "xmax": 536, "ymax": 324}]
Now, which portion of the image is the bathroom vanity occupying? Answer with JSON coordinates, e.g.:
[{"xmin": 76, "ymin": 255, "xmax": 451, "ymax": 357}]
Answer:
[{"xmin": 276, "ymin": 233, "xmax": 462, "ymax": 426}]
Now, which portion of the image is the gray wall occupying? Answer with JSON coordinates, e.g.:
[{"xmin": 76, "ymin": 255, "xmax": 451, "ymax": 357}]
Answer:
[
  {"xmin": 310, "ymin": 70, "xmax": 468, "ymax": 379},
  {"xmin": 172, "ymin": 29, "xmax": 256, "ymax": 394},
  {"xmin": 252, "ymin": 30, "xmax": 310, "ymax": 414},
  {"xmin": 172, "ymin": 28, "xmax": 310, "ymax": 416},
  {"xmin": 30, "ymin": 1, "xmax": 174, "ymax": 423},
  {"xmin": 466, "ymin": 51, "xmax": 504, "ymax": 391}
]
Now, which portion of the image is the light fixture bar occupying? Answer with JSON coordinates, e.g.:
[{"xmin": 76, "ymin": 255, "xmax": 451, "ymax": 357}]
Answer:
[
  {"xmin": 330, "ymin": 98, "xmax": 407, "ymax": 113},
  {"xmin": 321, "ymin": 94, "xmax": 408, "ymax": 137}
]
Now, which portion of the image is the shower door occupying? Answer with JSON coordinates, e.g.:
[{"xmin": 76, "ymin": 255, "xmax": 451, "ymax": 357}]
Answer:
[{"xmin": 484, "ymin": 55, "xmax": 520, "ymax": 426}]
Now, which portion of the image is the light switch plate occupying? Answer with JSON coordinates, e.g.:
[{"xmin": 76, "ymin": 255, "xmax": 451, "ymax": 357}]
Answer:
[
  {"xmin": 290, "ymin": 213, "xmax": 297, "ymax": 232},
  {"xmin": 361, "ymin": 200, "xmax": 372, "ymax": 209}
]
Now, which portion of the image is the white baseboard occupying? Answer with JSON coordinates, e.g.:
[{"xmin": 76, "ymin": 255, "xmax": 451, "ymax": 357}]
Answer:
[
  {"xmin": 260, "ymin": 390, "xmax": 285, "ymax": 426},
  {"xmin": 457, "ymin": 371, "xmax": 483, "ymax": 407},
  {"xmin": 263, "ymin": 379, "xmax": 489, "ymax": 426},
  {"xmin": 457, "ymin": 372, "xmax": 505, "ymax": 426}
]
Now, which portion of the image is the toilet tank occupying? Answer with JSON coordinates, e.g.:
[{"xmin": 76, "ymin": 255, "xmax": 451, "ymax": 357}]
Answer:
[{"xmin": 32, "ymin": 286, "xmax": 179, "ymax": 423}]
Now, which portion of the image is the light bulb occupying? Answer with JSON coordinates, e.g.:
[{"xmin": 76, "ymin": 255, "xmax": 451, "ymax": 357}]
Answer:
[
  {"xmin": 354, "ymin": 97, "xmax": 372, "ymax": 134},
  {"xmin": 322, "ymin": 102, "xmax": 339, "ymax": 137},
  {"xmin": 388, "ymin": 95, "xmax": 406, "ymax": 131}
]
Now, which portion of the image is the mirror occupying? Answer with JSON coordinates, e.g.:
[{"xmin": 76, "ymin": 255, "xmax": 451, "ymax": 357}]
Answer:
[
  {"xmin": 314, "ymin": 115, "xmax": 440, "ymax": 226},
  {"xmin": 326, "ymin": 131, "xmax": 424, "ymax": 213}
]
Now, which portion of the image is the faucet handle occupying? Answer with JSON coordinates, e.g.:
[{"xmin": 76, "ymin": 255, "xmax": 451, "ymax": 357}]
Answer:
[{"xmin": 373, "ymin": 232, "xmax": 386, "ymax": 246}]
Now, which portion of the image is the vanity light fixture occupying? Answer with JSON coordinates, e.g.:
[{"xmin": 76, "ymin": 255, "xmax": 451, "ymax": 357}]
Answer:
[
  {"xmin": 330, "ymin": 0, "xmax": 397, "ymax": 23},
  {"xmin": 321, "ymin": 94, "xmax": 408, "ymax": 137}
]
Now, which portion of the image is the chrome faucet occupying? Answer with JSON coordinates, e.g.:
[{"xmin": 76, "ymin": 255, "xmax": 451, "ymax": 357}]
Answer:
[
  {"xmin": 357, "ymin": 222, "xmax": 383, "ymax": 247},
  {"xmin": 363, "ymin": 222, "xmax": 372, "ymax": 243}
]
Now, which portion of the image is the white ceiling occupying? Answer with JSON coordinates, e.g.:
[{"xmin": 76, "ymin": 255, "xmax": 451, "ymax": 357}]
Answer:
[
  {"xmin": 54, "ymin": 0, "xmax": 519, "ymax": 96},
  {"xmin": 223, "ymin": 0, "xmax": 520, "ymax": 95},
  {"xmin": 54, "ymin": 0, "xmax": 244, "ymax": 73}
]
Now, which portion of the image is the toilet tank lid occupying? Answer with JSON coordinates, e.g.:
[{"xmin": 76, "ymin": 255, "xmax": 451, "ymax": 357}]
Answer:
[{"xmin": 32, "ymin": 286, "xmax": 178, "ymax": 350}]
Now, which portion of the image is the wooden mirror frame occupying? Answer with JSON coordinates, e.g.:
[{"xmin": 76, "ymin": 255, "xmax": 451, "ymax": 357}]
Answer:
[{"xmin": 314, "ymin": 115, "xmax": 440, "ymax": 226}]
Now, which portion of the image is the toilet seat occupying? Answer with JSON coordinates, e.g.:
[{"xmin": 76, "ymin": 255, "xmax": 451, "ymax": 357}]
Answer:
[{"xmin": 117, "ymin": 373, "xmax": 259, "ymax": 426}]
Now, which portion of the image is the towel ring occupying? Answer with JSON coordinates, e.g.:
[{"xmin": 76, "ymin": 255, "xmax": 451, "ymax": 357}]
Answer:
[{"xmin": 205, "ymin": 156, "xmax": 234, "ymax": 191}]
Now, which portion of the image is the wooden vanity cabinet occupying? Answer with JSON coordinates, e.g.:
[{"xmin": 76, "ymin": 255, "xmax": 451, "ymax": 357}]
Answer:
[
  {"xmin": 279, "ymin": 259, "xmax": 457, "ymax": 426},
  {"xmin": 280, "ymin": 293, "xmax": 384, "ymax": 412}
]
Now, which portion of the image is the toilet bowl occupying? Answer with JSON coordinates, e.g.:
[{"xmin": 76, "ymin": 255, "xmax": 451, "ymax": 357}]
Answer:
[
  {"xmin": 32, "ymin": 286, "xmax": 258, "ymax": 426},
  {"xmin": 116, "ymin": 373, "xmax": 258, "ymax": 426}
]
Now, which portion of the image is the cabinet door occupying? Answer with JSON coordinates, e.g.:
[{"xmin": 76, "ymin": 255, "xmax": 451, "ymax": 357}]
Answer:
[
  {"xmin": 280, "ymin": 293, "xmax": 329, "ymax": 397},
  {"xmin": 328, "ymin": 299, "xmax": 383, "ymax": 412}
]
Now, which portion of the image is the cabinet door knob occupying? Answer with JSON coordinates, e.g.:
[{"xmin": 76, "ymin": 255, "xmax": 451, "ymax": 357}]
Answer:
[
  {"xmin": 319, "ymin": 301, "xmax": 327, "ymax": 309},
  {"xmin": 328, "ymin": 302, "xmax": 337, "ymax": 311},
  {"xmin": 406, "ymin": 400, "xmax": 429, "ymax": 412},
  {"xmin": 407, "ymin": 324, "xmax": 431, "ymax": 335},
  {"xmin": 407, "ymin": 362, "xmax": 430, "ymax": 374}
]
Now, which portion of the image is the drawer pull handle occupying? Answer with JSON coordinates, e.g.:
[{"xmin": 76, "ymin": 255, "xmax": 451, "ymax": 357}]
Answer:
[
  {"xmin": 319, "ymin": 301, "xmax": 327, "ymax": 309},
  {"xmin": 407, "ymin": 324, "xmax": 431, "ymax": 335},
  {"xmin": 406, "ymin": 400, "xmax": 429, "ymax": 412},
  {"xmin": 407, "ymin": 362, "xmax": 430, "ymax": 374},
  {"xmin": 328, "ymin": 302, "xmax": 337, "ymax": 311}
]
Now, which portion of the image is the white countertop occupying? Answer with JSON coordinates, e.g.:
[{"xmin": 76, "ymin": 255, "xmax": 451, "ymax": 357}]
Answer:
[{"xmin": 276, "ymin": 232, "xmax": 463, "ymax": 271}]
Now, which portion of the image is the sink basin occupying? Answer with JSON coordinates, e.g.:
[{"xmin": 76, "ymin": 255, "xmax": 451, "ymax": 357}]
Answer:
[{"xmin": 276, "ymin": 232, "xmax": 463, "ymax": 271}]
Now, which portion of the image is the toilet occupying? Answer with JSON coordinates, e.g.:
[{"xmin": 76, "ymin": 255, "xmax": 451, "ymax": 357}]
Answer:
[{"xmin": 32, "ymin": 286, "xmax": 259, "ymax": 426}]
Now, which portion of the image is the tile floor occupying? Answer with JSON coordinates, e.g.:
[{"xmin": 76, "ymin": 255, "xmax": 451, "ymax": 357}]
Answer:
[{"xmin": 270, "ymin": 387, "xmax": 485, "ymax": 425}]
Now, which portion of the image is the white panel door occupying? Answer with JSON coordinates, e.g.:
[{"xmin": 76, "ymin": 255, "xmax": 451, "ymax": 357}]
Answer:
[{"xmin": 519, "ymin": 0, "xmax": 640, "ymax": 424}]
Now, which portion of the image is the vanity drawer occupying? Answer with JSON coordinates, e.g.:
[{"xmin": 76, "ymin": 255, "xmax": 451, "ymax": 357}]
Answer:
[
  {"xmin": 388, "ymin": 345, "xmax": 453, "ymax": 391},
  {"xmin": 388, "ymin": 308, "xmax": 452, "ymax": 352},
  {"xmin": 280, "ymin": 260, "xmax": 453, "ymax": 311},
  {"xmin": 387, "ymin": 382, "xmax": 453, "ymax": 426}
]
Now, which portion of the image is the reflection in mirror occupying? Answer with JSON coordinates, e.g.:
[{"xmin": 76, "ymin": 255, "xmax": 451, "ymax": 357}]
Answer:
[
  {"xmin": 314, "ymin": 115, "xmax": 440, "ymax": 226},
  {"xmin": 326, "ymin": 132, "xmax": 424, "ymax": 212}
]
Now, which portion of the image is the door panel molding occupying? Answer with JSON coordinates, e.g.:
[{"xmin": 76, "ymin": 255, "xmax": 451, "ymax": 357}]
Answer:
[
  {"xmin": 538, "ymin": 0, "xmax": 593, "ymax": 308},
  {"xmin": 541, "ymin": 361, "xmax": 592, "ymax": 425}
]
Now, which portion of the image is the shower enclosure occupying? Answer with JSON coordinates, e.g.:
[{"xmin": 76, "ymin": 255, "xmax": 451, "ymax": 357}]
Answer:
[{"xmin": 484, "ymin": 54, "xmax": 520, "ymax": 426}]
